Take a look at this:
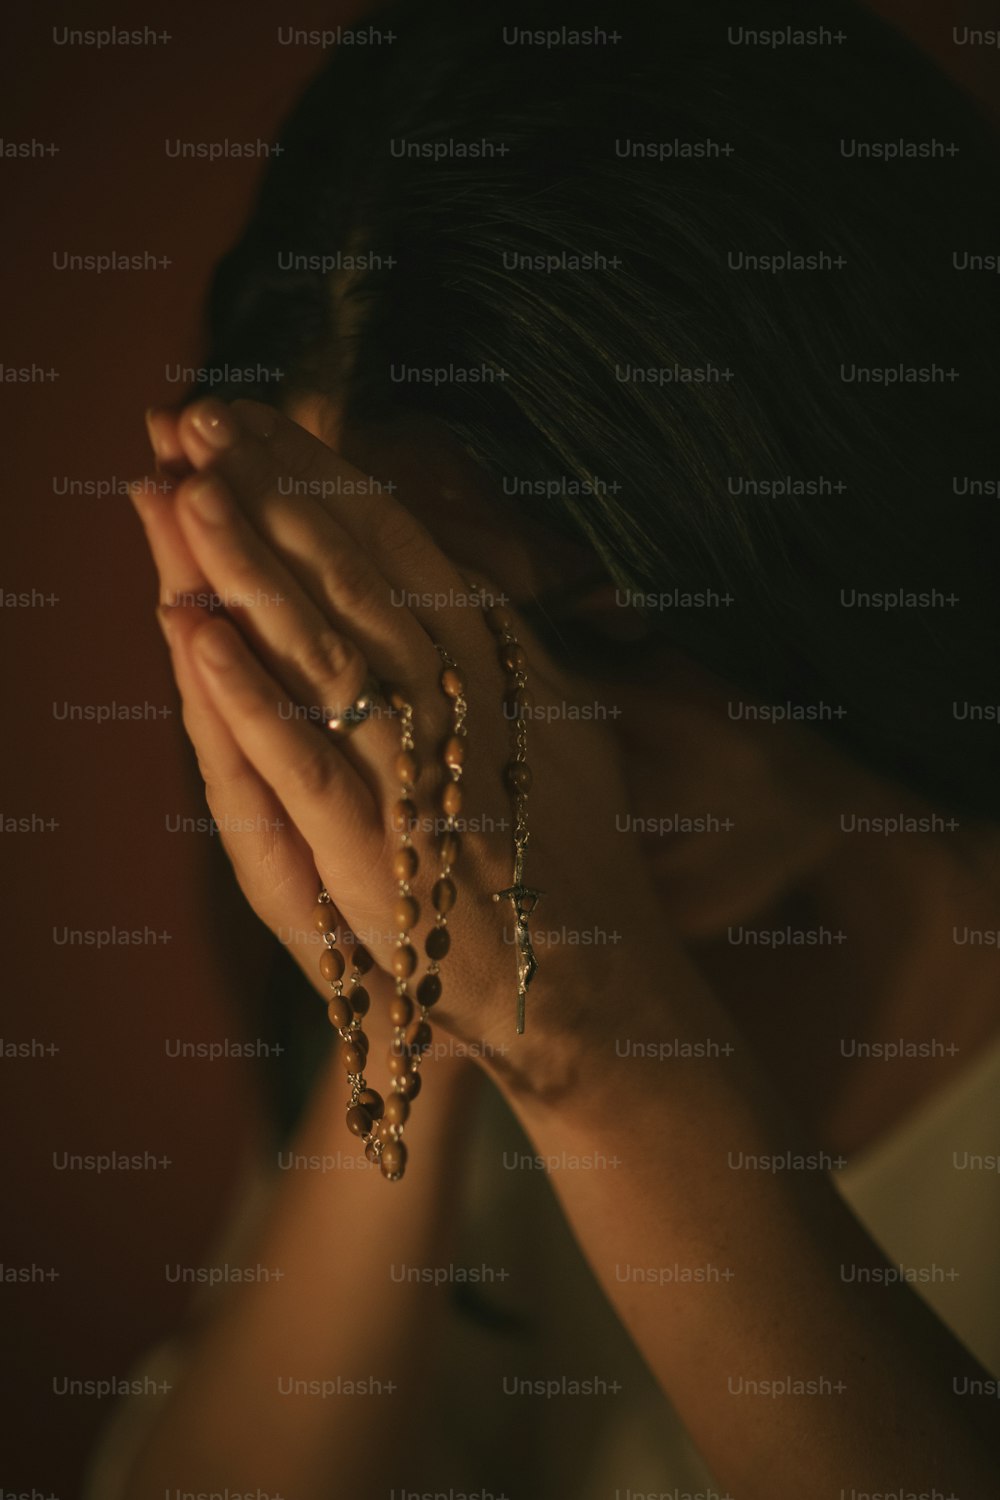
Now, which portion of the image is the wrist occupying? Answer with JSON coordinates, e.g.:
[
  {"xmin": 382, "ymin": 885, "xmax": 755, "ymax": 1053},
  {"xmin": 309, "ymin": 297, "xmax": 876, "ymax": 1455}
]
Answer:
[{"xmin": 473, "ymin": 920, "xmax": 736, "ymax": 1128}]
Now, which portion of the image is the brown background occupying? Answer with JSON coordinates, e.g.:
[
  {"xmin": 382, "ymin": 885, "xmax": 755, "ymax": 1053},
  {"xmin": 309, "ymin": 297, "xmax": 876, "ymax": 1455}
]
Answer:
[{"xmin": 1, "ymin": 2, "xmax": 997, "ymax": 1493}]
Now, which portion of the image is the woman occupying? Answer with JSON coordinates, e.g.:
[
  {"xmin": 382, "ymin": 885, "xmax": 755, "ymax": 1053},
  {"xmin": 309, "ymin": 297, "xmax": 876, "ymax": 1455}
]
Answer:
[{"xmin": 96, "ymin": 0, "xmax": 1000, "ymax": 1494}]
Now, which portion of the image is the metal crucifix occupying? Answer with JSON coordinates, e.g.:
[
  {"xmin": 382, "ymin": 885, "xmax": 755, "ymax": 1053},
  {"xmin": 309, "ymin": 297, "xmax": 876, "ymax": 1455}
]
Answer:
[{"xmin": 492, "ymin": 842, "xmax": 543, "ymax": 1034}]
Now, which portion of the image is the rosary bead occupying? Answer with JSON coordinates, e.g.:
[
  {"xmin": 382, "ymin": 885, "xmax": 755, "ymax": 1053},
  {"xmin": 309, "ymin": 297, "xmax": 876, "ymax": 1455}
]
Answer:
[
  {"xmin": 393, "ymin": 845, "xmax": 419, "ymax": 881},
  {"xmin": 327, "ymin": 995, "xmax": 352, "ymax": 1030},
  {"xmin": 380, "ymin": 1140, "xmax": 407, "ymax": 1179},
  {"xmin": 387, "ymin": 1050, "xmax": 413, "ymax": 1079},
  {"xmin": 501, "ymin": 641, "xmax": 527, "ymax": 673},
  {"xmin": 442, "ymin": 781, "xmax": 463, "ymax": 817},
  {"xmin": 440, "ymin": 666, "xmax": 465, "ymax": 699},
  {"xmin": 388, "ymin": 993, "xmax": 414, "ymax": 1027},
  {"xmin": 358, "ymin": 1087, "xmax": 384, "ymax": 1119},
  {"xmin": 355, "ymin": 1028, "xmax": 370, "ymax": 1056},
  {"xmin": 505, "ymin": 761, "xmax": 533, "ymax": 793},
  {"xmin": 425, "ymin": 925, "xmax": 451, "ymax": 961},
  {"xmin": 399, "ymin": 1070, "xmax": 422, "ymax": 1100},
  {"xmin": 394, "ymin": 895, "xmax": 420, "ymax": 932},
  {"xmin": 406, "ymin": 1019, "xmax": 432, "ymax": 1054},
  {"xmin": 442, "ymin": 734, "xmax": 465, "ymax": 768},
  {"xmin": 349, "ymin": 985, "xmax": 370, "ymax": 1017},
  {"xmin": 391, "ymin": 943, "xmax": 417, "ymax": 979},
  {"xmin": 432, "ymin": 877, "xmax": 456, "ymax": 914},
  {"xmin": 351, "ymin": 945, "xmax": 374, "ymax": 975},
  {"xmin": 505, "ymin": 686, "xmax": 533, "ymax": 719},
  {"xmin": 383, "ymin": 1093, "xmax": 410, "ymax": 1127},
  {"xmin": 416, "ymin": 972, "xmax": 442, "ymax": 1008},
  {"xmin": 345, "ymin": 1104, "xmax": 372, "ymax": 1137},
  {"xmin": 365, "ymin": 1140, "xmax": 380, "ymax": 1163},
  {"xmin": 438, "ymin": 829, "xmax": 461, "ymax": 866},
  {"xmin": 320, "ymin": 947, "xmax": 346, "ymax": 983},
  {"xmin": 395, "ymin": 749, "xmax": 419, "ymax": 788},
  {"xmin": 338, "ymin": 1038, "xmax": 366, "ymax": 1074},
  {"xmin": 313, "ymin": 902, "xmax": 337, "ymax": 933},
  {"xmin": 391, "ymin": 798, "xmax": 418, "ymax": 833},
  {"xmin": 485, "ymin": 603, "xmax": 513, "ymax": 633}
]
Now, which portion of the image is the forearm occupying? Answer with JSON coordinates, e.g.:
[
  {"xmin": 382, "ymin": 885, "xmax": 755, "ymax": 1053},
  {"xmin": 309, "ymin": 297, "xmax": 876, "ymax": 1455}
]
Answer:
[
  {"xmin": 482, "ymin": 947, "xmax": 999, "ymax": 1499},
  {"xmin": 123, "ymin": 1045, "xmax": 483, "ymax": 1500}
]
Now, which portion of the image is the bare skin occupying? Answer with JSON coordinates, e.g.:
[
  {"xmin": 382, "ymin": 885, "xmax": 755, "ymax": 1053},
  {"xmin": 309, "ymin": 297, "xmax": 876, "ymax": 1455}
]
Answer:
[{"xmin": 116, "ymin": 395, "xmax": 1000, "ymax": 1499}]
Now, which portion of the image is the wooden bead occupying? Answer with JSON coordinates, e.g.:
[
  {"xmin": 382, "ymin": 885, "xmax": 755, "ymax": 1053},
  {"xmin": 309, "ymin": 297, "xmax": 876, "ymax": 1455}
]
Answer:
[
  {"xmin": 438, "ymin": 829, "xmax": 461, "ymax": 866},
  {"xmin": 319, "ymin": 947, "xmax": 346, "ymax": 983},
  {"xmin": 380, "ymin": 1140, "xmax": 407, "ymax": 1179},
  {"xmin": 358, "ymin": 1088, "xmax": 384, "ymax": 1120},
  {"xmin": 349, "ymin": 985, "xmax": 370, "ymax": 1017},
  {"xmin": 388, "ymin": 993, "xmax": 413, "ymax": 1027},
  {"xmin": 391, "ymin": 798, "xmax": 417, "ymax": 833},
  {"xmin": 440, "ymin": 666, "xmax": 465, "ymax": 699},
  {"xmin": 351, "ymin": 945, "xmax": 374, "ymax": 975},
  {"xmin": 442, "ymin": 735, "xmax": 465, "ymax": 769},
  {"xmin": 425, "ymin": 925, "xmax": 451, "ymax": 961},
  {"xmin": 387, "ymin": 1050, "xmax": 413, "ymax": 1079},
  {"xmin": 399, "ymin": 1070, "xmax": 422, "ymax": 1101},
  {"xmin": 313, "ymin": 902, "xmax": 337, "ymax": 933},
  {"xmin": 393, "ymin": 845, "xmax": 419, "ymax": 881},
  {"xmin": 338, "ymin": 1039, "xmax": 366, "ymax": 1074},
  {"xmin": 432, "ymin": 877, "xmax": 456, "ymax": 914},
  {"xmin": 355, "ymin": 1028, "xmax": 370, "ymax": 1056},
  {"xmin": 391, "ymin": 943, "xmax": 417, "ymax": 979},
  {"xmin": 501, "ymin": 642, "xmax": 527, "ymax": 673},
  {"xmin": 383, "ymin": 1093, "xmax": 410, "ymax": 1127},
  {"xmin": 345, "ymin": 1104, "xmax": 372, "ymax": 1137},
  {"xmin": 442, "ymin": 781, "xmax": 462, "ymax": 817},
  {"xmin": 505, "ymin": 761, "xmax": 533, "ymax": 794},
  {"xmin": 394, "ymin": 895, "xmax": 419, "ymax": 932},
  {"xmin": 505, "ymin": 687, "xmax": 533, "ymax": 720},
  {"xmin": 388, "ymin": 687, "xmax": 411, "ymax": 712},
  {"xmin": 416, "ymin": 973, "xmax": 442, "ymax": 1008},
  {"xmin": 327, "ymin": 995, "xmax": 352, "ymax": 1030},
  {"xmin": 485, "ymin": 604, "xmax": 513, "ymax": 633},
  {"xmin": 395, "ymin": 750, "xmax": 419, "ymax": 788},
  {"xmin": 406, "ymin": 1019, "xmax": 432, "ymax": 1054}
]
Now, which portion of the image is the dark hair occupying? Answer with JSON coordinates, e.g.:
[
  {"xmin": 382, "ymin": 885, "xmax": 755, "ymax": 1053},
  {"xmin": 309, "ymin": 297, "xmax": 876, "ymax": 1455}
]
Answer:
[{"xmin": 187, "ymin": 0, "xmax": 1000, "ymax": 821}]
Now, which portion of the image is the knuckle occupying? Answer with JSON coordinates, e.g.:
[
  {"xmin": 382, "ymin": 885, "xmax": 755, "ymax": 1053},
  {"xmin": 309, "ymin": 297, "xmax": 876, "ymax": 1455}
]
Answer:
[
  {"xmin": 222, "ymin": 555, "xmax": 264, "ymax": 607},
  {"xmin": 320, "ymin": 548, "xmax": 381, "ymax": 618},
  {"xmin": 289, "ymin": 740, "xmax": 338, "ymax": 799},
  {"xmin": 368, "ymin": 499, "xmax": 422, "ymax": 562},
  {"xmin": 297, "ymin": 625, "xmax": 361, "ymax": 688}
]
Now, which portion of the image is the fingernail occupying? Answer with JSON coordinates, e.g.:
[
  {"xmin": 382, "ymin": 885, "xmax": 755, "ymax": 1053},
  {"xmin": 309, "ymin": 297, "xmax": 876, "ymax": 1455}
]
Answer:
[
  {"xmin": 189, "ymin": 398, "xmax": 240, "ymax": 451},
  {"xmin": 145, "ymin": 406, "xmax": 174, "ymax": 459},
  {"xmin": 128, "ymin": 476, "xmax": 154, "ymax": 514},
  {"xmin": 145, "ymin": 408, "xmax": 191, "ymax": 479},
  {"xmin": 185, "ymin": 474, "xmax": 232, "ymax": 524},
  {"xmin": 194, "ymin": 620, "xmax": 240, "ymax": 669}
]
